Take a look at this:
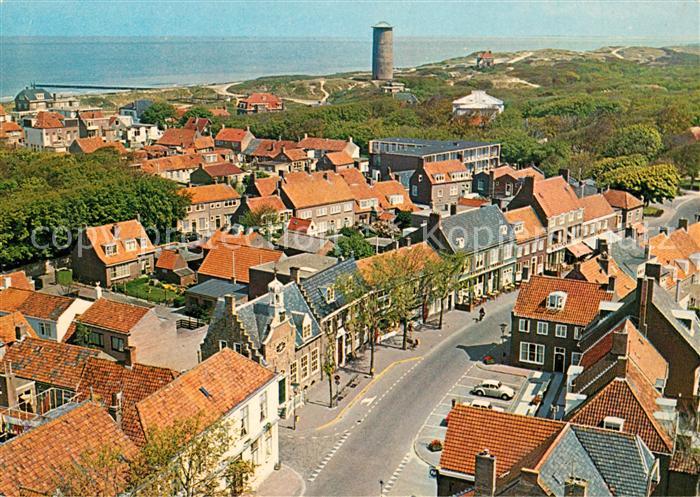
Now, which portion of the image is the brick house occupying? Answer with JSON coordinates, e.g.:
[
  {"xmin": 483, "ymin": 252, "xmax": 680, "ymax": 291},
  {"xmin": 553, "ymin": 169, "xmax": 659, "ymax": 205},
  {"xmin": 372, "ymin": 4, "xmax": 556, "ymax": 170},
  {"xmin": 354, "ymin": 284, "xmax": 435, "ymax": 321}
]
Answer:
[
  {"xmin": 511, "ymin": 276, "xmax": 614, "ymax": 373},
  {"xmin": 256, "ymin": 147, "xmax": 311, "ymax": 175},
  {"xmin": 214, "ymin": 126, "xmax": 255, "ymax": 160},
  {"xmin": 566, "ymin": 245, "xmax": 637, "ymax": 300},
  {"xmin": 409, "ymin": 159, "xmax": 471, "ymax": 212},
  {"xmin": 580, "ymin": 193, "xmax": 617, "ymax": 244},
  {"xmin": 0, "ymin": 105, "xmax": 24, "ymax": 147},
  {"xmin": 504, "ymin": 206, "xmax": 547, "ymax": 282},
  {"xmin": 69, "ymin": 136, "xmax": 127, "ymax": 155},
  {"xmin": 202, "ymin": 279, "xmax": 323, "ymax": 412},
  {"xmin": 604, "ymin": 188, "xmax": 644, "ymax": 234},
  {"xmin": 178, "ymin": 183, "xmax": 241, "ymax": 237},
  {"xmin": 189, "ymin": 162, "xmax": 246, "ymax": 186},
  {"xmin": 71, "ymin": 219, "xmax": 156, "ymax": 288},
  {"xmin": 22, "ymin": 111, "xmax": 79, "ymax": 152},
  {"xmin": 472, "ymin": 164, "xmax": 544, "ymax": 199},
  {"xmin": 77, "ymin": 110, "xmax": 118, "ymax": 140},
  {"xmin": 338, "ymin": 168, "xmax": 381, "ymax": 224},
  {"xmin": 156, "ymin": 127, "xmax": 201, "ymax": 154},
  {"xmin": 234, "ymin": 195, "xmax": 292, "ymax": 233},
  {"xmin": 154, "ymin": 248, "xmax": 196, "ymax": 286},
  {"xmin": 296, "ymin": 135, "xmax": 360, "ymax": 162},
  {"xmin": 237, "ymin": 93, "xmax": 284, "ymax": 114},
  {"xmin": 0, "ymin": 288, "xmax": 93, "ymax": 342},
  {"xmin": 316, "ymin": 151, "xmax": 356, "ymax": 172},
  {"xmin": 197, "ymin": 245, "xmax": 285, "ymax": 286},
  {"xmin": 279, "ymin": 171, "xmax": 356, "ymax": 235}
]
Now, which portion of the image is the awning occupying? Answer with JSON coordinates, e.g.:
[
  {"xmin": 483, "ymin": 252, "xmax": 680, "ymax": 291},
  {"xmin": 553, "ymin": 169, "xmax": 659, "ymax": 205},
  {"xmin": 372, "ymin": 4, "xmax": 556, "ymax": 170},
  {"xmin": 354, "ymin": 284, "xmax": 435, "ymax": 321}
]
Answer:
[{"xmin": 567, "ymin": 242, "xmax": 593, "ymax": 258}]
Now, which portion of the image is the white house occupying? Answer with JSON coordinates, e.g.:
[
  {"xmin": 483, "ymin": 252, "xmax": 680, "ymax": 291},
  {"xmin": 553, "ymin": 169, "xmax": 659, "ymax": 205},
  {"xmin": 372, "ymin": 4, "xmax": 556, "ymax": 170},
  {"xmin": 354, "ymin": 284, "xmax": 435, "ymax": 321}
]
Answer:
[{"xmin": 452, "ymin": 90, "xmax": 504, "ymax": 117}]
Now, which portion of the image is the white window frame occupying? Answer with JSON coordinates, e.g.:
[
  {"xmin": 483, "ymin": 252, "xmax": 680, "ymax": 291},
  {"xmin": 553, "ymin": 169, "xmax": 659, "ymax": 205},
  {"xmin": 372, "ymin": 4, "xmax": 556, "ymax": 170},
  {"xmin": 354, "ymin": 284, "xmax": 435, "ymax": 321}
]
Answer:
[
  {"xmin": 518, "ymin": 319, "xmax": 530, "ymax": 333},
  {"xmin": 537, "ymin": 321, "xmax": 549, "ymax": 335},
  {"xmin": 311, "ymin": 348, "xmax": 320, "ymax": 374},
  {"xmin": 520, "ymin": 342, "xmax": 545, "ymax": 365},
  {"xmin": 555, "ymin": 324, "xmax": 567, "ymax": 338},
  {"xmin": 300, "ymin": 354, "xmax": 309, "ymax": 380},
  {"xmin": 574, "ymin": 327, "xmax": 583, "ymax": 340}
]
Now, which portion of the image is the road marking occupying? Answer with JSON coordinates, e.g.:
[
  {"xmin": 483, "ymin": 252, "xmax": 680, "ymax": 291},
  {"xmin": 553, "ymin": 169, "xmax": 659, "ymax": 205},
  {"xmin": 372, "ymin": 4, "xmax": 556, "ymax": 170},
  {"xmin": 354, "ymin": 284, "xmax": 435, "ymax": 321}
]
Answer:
[
  {"xmin": 361, "ymin": 395, "xmax": 376, "ymax": 406},
  {"xmin": 384, "ymin": 451, "xmax": 412, "ymax": 494},
  {"xmin": 307, "ymin": 430, "xmax": 351, "ymax": 482}
]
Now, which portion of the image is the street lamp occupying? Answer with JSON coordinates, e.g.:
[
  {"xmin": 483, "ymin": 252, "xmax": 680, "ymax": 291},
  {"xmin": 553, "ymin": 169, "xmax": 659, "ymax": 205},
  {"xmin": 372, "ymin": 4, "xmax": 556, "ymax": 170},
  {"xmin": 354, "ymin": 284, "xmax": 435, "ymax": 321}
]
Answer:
[
  {"xmin": 379, "ymin": 480, "xmax": 384, "ymax": 496},
  {"xmin": 334, "ymin": 374, "xmax": 341, "ymax": 407},
  {"xmin": 291, "ymin": 382, "xmax": 300, "ymax": 430},
  {"xmin": 500, "ymin": 323, "xmax": 508, "ymax": 363}
]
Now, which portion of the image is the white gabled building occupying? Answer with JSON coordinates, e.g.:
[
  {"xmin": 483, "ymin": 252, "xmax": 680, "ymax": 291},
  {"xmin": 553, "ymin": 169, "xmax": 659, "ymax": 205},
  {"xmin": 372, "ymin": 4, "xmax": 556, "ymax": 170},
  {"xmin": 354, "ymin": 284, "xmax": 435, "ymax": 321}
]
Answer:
[{"xmin": 452, "ymin": 90, "xmax": 504, "ymax": 117}]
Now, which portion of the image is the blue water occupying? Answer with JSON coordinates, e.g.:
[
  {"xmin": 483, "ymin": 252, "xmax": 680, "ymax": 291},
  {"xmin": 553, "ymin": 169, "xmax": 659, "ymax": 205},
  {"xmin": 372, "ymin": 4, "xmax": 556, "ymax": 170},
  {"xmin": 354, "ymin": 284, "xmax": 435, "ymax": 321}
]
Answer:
[{"xmin": 0, "ymin": 36, "xmax": 693, "ymax": 99}]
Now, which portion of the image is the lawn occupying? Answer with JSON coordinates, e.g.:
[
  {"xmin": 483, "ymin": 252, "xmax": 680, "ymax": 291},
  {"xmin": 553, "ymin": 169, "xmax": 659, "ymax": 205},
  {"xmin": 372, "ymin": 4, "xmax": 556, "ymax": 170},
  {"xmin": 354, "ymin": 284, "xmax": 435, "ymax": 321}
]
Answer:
[
  {"xmin": 56, "ymin": 268, "xmax": 73, "ymax": 286},
  {"xmin": 643, "ymin": 206, "xmax": 664, "ymax": 217},
  {"xmin": 114, "ymin": 276, "xmax": 183, "ymax": 305}
]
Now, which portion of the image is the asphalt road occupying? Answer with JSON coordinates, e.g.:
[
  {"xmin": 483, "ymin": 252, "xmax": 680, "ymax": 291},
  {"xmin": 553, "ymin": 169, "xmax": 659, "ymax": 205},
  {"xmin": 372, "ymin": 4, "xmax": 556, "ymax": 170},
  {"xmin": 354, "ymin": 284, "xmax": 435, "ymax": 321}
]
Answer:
[
  {"xmin": 303, "ymin": 292, "xmax": 517, "ymax": 496},
  {"xmin": 647, "ymin": 191, "xmax": 700, "ymax": 232}
]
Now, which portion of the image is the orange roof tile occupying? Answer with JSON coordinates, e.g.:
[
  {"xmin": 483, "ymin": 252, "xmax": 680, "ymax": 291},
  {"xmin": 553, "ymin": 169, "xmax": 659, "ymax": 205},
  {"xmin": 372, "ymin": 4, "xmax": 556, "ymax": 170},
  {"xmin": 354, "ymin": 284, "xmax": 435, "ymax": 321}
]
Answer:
[
  {"xmin": 84, "ymin": 219, "xmax": 155, "ymax": 266},
  {"xmin": 423, "ymin": 159, "xmax": 469, "ymax": 183},
  {"xmin": 356, "ymin": 242, "xmax": 438, "ymax": 284},
  {"xmin": 155, "ymin": 249, "xmax": 182, "ymax": 271},
  {"xmin": 603, "ymin": 189, "xmax": 643, "ymax": 210},
  {"xmin": 457, "ymin": 197, "xmax": 489, "ymax": 208},
  {"xmin": 278, "ymin": 147, "xmax": 308, "ymax": 162},
  {"xmin": 240, "ymin": 92, "xmax": 282, "ymax": 108},
  {"xmin": 193, "ymin": 135, "xmax": 215, "ymax": 151},
  {"xmin": 0, "ymin": 312, "xmax": 35, "ymax": 345},
  {"xmin": 297, "ymin": 136, "xmax": 350, "ymax": 152},
  {"xmin": 0, "ymin": 288, "xmax": 74, "ymax": 321},
  {"xmin": 532, "ymin": 176, "xmax": 582, "ymax": 218},
  {"xmin": 505, "ymin": 206, "xmax": 546, "ymax": 242},
  {"xmin": 202, "ymin": 162, "xmax": 243, "ymax": 178},
  {"xmin": 215, "ymin": 127, "xmax": 249, "ymax": 142},
  {"xmin": 180, "ymin": 183, "xmax": 240, "ymax": 204},
  {"xmin": 373, "ymin": 180, "xmax": 418, "ymax": 212},
  {"xmin": 33, "ymin": 111, "xmax": 64, "ymax": 129},
  {"xmin": 324, "ymin": 151, "xmax": 354, "ymax": 166},
  {"xmin": 78, "ymin": 110, "xmax": 105, "ymax": 120},
  {"xmin": 247, "ymin": 195, "xmax": 288, "ymax": 214},
  {"xmin": 3, "ymin": 337, "xmax": 99, "ymax": 389},
  {"xmin": 493, "ymin": 165, "xmax": 544, "ymax": 181},
  {"xmin": 580, "ymin": 193, "xmax": 615, "ymax": 222},
  {"xmin": 210, "ymin": 108, "xmax": 230, "ymax": 117},
  {"xmin": 72, "ymin": 136, "xmax": 127, "ymax": 155},
  {"xmin": 0, "ymin": 402, "xmax": 138, "ymax": 497},
  {"xmin": 140, "ymin": 153, "xmax": 204, "ymax": 174},
  {"xmin": 76, "ymin": 357, "xmax": 178, "ymax": 445},
  {"xmin": 156, "ymin": 127, "xmax": 197, "ymax": 148},
  {"xmin": 199, "ymin": 230, "xmax": 272, "ymax": 251},
  {"xmin": 135, "ymin": 348, "xmax": 274, "ymax": 434},
  {"xmin": 198, "ymin": 245, "xmax": 284, "ymax": 283},
  {"xmin": 513, "ymin": 275, "xmax": 613, "ymax": 326},
  {"xmin": 281, "ymin": 171, "xmax": 355, "ymax": 209},
  {"xmin": 0, "ymin": 121, "xmax": 23, "ymax": 138},
  {"xmin": 573, "ymin": 255, "xmax": 636, "ymax": 299},
  {"xmin": 251, "ymin": 175, "xmax": 281, "ymax": 196},
  {"xmin": 75, "ymin": 298, "xmax": 150, "ymax": 335},
  {"xmin": 287, "ymin": 217, "xmax": 313, "ymax": 233},
  {"xmin": 249, "ymin": 139, "xmax": 297, "ymax": 159},
  {"xmin": 0, "ymin": 270, "xmax": 34, "ymax": 290},
  {"xmin": 440, "ymin": 405, "xmax": 565, "ymax": 477}
]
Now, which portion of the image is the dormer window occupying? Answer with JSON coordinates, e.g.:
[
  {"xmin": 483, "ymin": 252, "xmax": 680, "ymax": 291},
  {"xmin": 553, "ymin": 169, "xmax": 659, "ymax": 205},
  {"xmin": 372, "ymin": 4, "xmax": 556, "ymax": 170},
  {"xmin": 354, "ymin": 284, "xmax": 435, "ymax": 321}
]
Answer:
[
  {"xmin": 434, "ymin": 174, "xmax": 445, "ymax": 182},
  {"xmin": 124, "ymin": 239, "xmax": 137, "ymax": 251},
  {"xmin": 325, "ymin": 286, "xmax": 335, "ymax": 303},
  {"xmin": 103, "ymin": 243, "xmax": 117, "ymax": 256},
  {"xmin": 602, "ymin": 416, "xmax": 624, "ymax": 431},
  {"xmin": 547, "ymin": 291, "xmax": 567, "ymax": 310},
  {"xmin": 514, "ymin": 222, "xmax": 524, "ymax": 234},
  {"xmin": 302, "ymin": 315, "xmax": 312, "ymax": 339},
  {"xmin": 456, "ymin": 237, "xmax": 465, "ymax": 249}
]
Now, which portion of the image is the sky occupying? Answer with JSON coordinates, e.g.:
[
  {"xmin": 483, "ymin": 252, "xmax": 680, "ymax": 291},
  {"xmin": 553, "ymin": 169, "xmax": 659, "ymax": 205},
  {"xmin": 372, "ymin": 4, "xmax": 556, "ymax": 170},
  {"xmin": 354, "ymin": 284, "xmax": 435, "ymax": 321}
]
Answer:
[{"xmin": 1, "ymin": 0, "xmax": 698, "ymax": 40}]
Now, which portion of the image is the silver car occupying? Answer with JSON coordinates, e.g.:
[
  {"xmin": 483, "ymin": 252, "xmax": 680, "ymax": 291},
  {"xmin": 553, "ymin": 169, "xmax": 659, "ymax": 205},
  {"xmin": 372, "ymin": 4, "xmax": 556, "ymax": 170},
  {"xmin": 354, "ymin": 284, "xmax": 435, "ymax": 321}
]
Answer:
[{"xmin": 471, "ymin": 379, "xmax": 515, "ymax": 400}]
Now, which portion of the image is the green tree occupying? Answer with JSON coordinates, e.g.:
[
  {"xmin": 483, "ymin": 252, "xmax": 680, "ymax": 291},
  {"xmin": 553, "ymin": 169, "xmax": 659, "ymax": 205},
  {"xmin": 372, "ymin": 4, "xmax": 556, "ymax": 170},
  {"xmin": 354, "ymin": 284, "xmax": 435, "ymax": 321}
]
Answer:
[
  {"xmin": 141, "ymin": 102, "xmax": 177, "ymax": 129},
  {"xmin": 667, "ymin": 142, "xmax": 700, "ymax": 187},
  {"xmin": 239, "ymin": 205, "xmax": 280, "ymax": 230},
  {"xmin": 599, "ymin": 163, "xmax": 680, "ymax": 204},
  {"xmin": 605, "ymin": 124, "xmax": 662, "ymax": 159},
  {"xmin": 180, "ymin": 106, "xmax": 214, "ymax": 126},
  {"xmin": 590, "ymin": 154, "xmax": 648, "ymax": 179},
  {"xmin": 423, "ymin": 252, "xmax": 467, "ymax": 329},
  {"xmin": 334, "ymin": 229, "xmax": 374, "ymax": 259}
]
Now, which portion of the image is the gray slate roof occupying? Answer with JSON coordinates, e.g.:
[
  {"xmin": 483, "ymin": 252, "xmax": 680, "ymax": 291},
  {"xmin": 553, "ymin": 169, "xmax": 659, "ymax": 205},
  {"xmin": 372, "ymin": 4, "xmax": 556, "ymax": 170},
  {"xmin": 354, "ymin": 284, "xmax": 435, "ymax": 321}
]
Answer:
[
  {"xmin": 373, "ymin": 138, "xmax": 497, "ymax": 157},
  {"xmin": 299, "ymin": 258, "xmax": 359, "ymax": 320},
  {"xmin": 610, "ymin": 239, "xmax": 647, "ymax": 279},
  {"xmin": 214, "ymin": 281, "xmax": 322, "ymax": 348},
  {"xmin": 185, "ymin": 279, "xmax": 247, "ymax": 299},
  {"xmin": 276, "ymin": 231, "xmax": 334, "ymax": 254},
  {"xmin": 434, "ymin": 204, "xmax": 515, "ymax": 253},
  {"xmin": 251, "ymin": 253, "xmax": 338, "ymax": 276},
  {"xmin": 15, "ymin": 86, "xmax": 52, "ymax": 101},
  {"xmin": 539, "ymin": 425, "xmax": 656, "ymax": 497}
]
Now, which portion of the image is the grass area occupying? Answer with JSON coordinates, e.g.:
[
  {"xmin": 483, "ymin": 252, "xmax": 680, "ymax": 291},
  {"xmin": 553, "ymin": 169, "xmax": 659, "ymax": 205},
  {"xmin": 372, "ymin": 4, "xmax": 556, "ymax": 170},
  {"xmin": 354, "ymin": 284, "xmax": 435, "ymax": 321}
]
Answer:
[
  {"xmin": 643, "ymin": 206, "xmax": 664, "ymax": 217},
  {"xmin": 55, "ymin": 268, "xmax": 73, "ymax": 286},
  {"xmin": 114, "ymin": 276, "xmax": 184, "ymax": 305}
]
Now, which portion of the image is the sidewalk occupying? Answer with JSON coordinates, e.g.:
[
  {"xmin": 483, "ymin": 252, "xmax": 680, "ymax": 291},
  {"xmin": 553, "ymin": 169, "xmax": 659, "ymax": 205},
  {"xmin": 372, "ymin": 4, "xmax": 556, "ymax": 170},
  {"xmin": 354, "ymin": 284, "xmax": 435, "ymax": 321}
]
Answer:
[{"xmin": 253, "ymin": 464, "xmax": 304, "ymax": 497}]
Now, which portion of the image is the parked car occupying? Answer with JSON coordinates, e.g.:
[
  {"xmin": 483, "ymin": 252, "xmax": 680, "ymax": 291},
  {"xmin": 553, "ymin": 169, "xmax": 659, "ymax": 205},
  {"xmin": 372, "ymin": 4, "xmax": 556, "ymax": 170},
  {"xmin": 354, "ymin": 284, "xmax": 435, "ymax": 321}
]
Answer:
[
  {"xmin": 469, "ymin": 398, "xmax": 504, "ymax": 412},
  {"xmin": 471, "ymin": 379, "xmax": 515, "ymax": 400}
]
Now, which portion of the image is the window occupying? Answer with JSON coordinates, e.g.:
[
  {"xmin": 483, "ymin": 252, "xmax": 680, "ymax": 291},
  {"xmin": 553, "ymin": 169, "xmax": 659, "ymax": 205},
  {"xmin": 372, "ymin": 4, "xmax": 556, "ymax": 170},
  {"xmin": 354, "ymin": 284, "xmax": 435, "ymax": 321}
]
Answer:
[
  {"xmin": 89, "ymin": 331, "xmax": 104, "ymax": 347},
  {"xmin": 450, "ymin": 185, "xmax": 458, "ymax": 196},
  {"xmin": 538, "ymin": 240, "xmax": 545, "ymax": 251},
  {"xmin": 251, "ymin": 439, "xmax": 260, "ymax": 464},
  {"xmin": 234, "ymin": 342, "xmax": 242, "ymax": 353},
  {"xmin": 555, "ymin": 324, "xmax": 567, "ymax": 338},
  {"xmin": 537, "ymin": 322, "xmax": 549, "ymax": 335},
  {"xmin": 218, "ymin": 340, "xmax": 228, "ymax": 350},
  {"xmin": 456, "ymin": 237, "xmax": 465, "ymax": 249},
  {"xmin": 503, "ymin": 244, "xmax": 513, "ymax": 259},
  {"xmin": 109, "ymin": 264, "xmax": 130, "ymax": 281},
  {"xmin": 300, "ymin": 354, "xmax": 309, "ymax": 380},
  {"xmin": 111, "ymin": 336, "xmax": 125, "ymax": 352},
  {"xmin": 475, "ymin": 253, "xmax": 485, "ymax": 269},
  {"xmin": 316, "ymin": 207, "xmax": 328, "ymax": 217},
  {"xmin": 124, "ymin": 239, "xmax": 137, "ymax": 251},
  {"xmin": 259, "ymin": 391, "xmax": 268, "ymax": 421},
  {"xmin": 103, "ymin": 243, "xmax": 117, "ymax": 256},
  {"xmin": 436, "ymin": 188, "xmax": 443, "ymax": 198},
  {"xmin": 300, "ymin": 210, "xmax": 312, "ymax": 219},
  {"xmin": 224, "ymin": 200, "xmax": 236, "ymax": 207},
  {"xmin": 519, "ymin": 319, "xmax": 530, "ymax": 333},
  {"xmin": 264, "ymin": 430, "xmax": 273, "ymax": 460},
  {"xmin": 574, "ymin": 327, "xmax": 583, "ymax": 340},
  {"xmin": 344, "ymin": 202, "xmax": 353, "ymax": 212},
  {"xmin": 489, "ymin": 248, "xmax": 499, "ymax": 265},
  {"xmin": 311, "ymin": 348, "xmax": 320, "ymax": 373},
  {"xmin": 290, "ymin": 361, "xmax": 298, "ymax": 384},
  {"xmin": 524, "ymin": 244, "xmax": 530, "ymax": 256},
  {"xmin": 520, "ymin": 342, "xmax": 545, "ymax": 365},
  {"xmin": 547, "ymin": 291, "xmax": 567, "ymax": 310},
  {"xmin": 325, "ymin": 286, "xmax": 335, "ymax": 303},
  {"xmin": 302, "ymin": 319, "xmax": 312, "ymax": 339},
  {"xmin": 330, "ymin": 204, "xmax": 341, "ymax": 214},
  {"xmin": 39, "ymin": 322, "xmax": 51, "ymax": 337},
  {"xmin": 571, "ymin": 352, "xmax": 582, "ymax": 365},
  {"xmin": 240, "ymin": 405, "xmax": 249, "ymax": 437}
]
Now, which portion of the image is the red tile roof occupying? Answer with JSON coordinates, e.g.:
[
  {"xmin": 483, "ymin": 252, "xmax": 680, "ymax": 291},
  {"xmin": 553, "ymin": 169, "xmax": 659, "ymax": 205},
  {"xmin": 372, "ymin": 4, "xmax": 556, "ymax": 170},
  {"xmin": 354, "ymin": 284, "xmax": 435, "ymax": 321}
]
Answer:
[
  {"xmin": 281, "ymin": 171, "xmax": 355, "ymax": 209},
  {"xmin": 457, "ymin": 197, "xmax": 489, "ymax": 208},
  {"xmin": 202, "ymin": 162, "xmax": 243, "ymax": 178},
  {"xmin": 0, "ymin": 312, "xmax": 36, "ymax": 345},
  {"xmin": 532, "ymin": 176, "xmax": 582, "ymax": 218},
  {"xmin": 198, "ymin": 245, "xmax": 284, "ymax": 283},
  {"xmin": 324, "ymin": 151, "xmax": 355, "ymax": 166},
  {"xmin": 603, "ymin": 189, "xmax": 643, "ymax": 210},
  {"xmin": 580, "ymin": 193, "xmax": 615, "ymax": 222},
  {"xmin": 75, "ymin": 298, "xmax": 150, "ymax": 335},
  {"xmin": 0, "ymin": 402, "xmax": 138, "ymax": 497},
  {"xmin": 78, "ymin": 110, "xmax": 105, "ymax": 120},
  {"xmin": 356, "ymin": 243, "xmax": 438, "ymax": 284},
  {"xmin": 76, "ymin": 357, "xmax": 178, "ymax": 445},
  {"xmin": 84, "ymin": 219, "xmax": 155, "ymax": 266},
  {"xmin": 183, "ymin": 117, "xmax": 209, "ymax": 133},
  {"xmin": 0, "ymin": 270, "xmax": 34, "ymax": 291},
  {"xmin": 568, "ymin": 376, "xmax": 673, "ymax": 454},
  {"xmin": 215, "ymin": 127, "xmax": 249, "ymax": 142},
  {"xmin": 440, "ymin": 405, "xmax": 564, "ymax": 477},
  {"xmin": 297, "ymin": 136, "xmax": 351, "ymax": 152},
  {"xmin": 155, "ymin": 249, "xmax": 182, "ymax": 271},
  {"xmin": 156, "ymin": 127, "xmax": 197, "ymax": 148},
  {"xmin": 277, "ymin": 147, "xmax": 308, "ymax": 162},
  {"xmin": 513, "ymin": 275, "xmax": 613, "ymax": 326},
  {"xmin": 33, "ymin": 111, "xmax": 64, "ymax": 129},
  {"xmin": 199, "ymin": 230, "xmax": 273, "ymax": 251},
  {"xmin": 210, "ymin": 107, "xmax": 230, "ymax": 117},
  {"xmin": 572, "ymin": 255, "xmax": 636, "ymax": 299},
  {"xmin": 287, "ymin": 217, "xmax": 313, "ymax": 233},
  {"xmin": 0, "ymin": 121, "xmax": 23, "ymax": 138},
  {"xmin": 135, "ymin": 348, "xmax": 274, "ymax": 434},
  {"xmin": 0, "ymin": 288, "xmax": 75, "ymax": 321},
  {"xmin": 505, "ymin": 206, "xmax": 546, "ymax": 242},
  {"xmin": 72, "ymin": 136, "xmax": 127, "ymax": 155},
  {"xmin": 2, "ymin": 337, "xmax": 99, "ymax": 389},
  {"xmin": 249, "ymin": 139, "xmax": 297, "ymax": 159},
  {"xmin": 247, "ymin": 195, "xmax": 288, "ymax": 214},
  {"xmin": 193, "ymin": 135, "xmax": 215, "ymax": 151},
  {"xmin": 423, "ymin": 159, "xmax": 469, "ymax": 183},
  {"xmin": 373, "ymin": 180, "xmax": 419, "ymax": 212},
  {"xmin": 180, "ymin": 183, "xmax": 240, "ymax": 204},
  {"xmin": 251, "ymin": 175, "xmax": 281, "ymax": 196},
  {"xmin": 239, "ymin": 93, "xmax": 282, "ymax": 108},
  {"xmin": 140, "ymin": 153, "xmax": 204, "ymax": 174},
  {"xmin": 493, "ymin": 165, "xmax": 544, "ymax": 181}
]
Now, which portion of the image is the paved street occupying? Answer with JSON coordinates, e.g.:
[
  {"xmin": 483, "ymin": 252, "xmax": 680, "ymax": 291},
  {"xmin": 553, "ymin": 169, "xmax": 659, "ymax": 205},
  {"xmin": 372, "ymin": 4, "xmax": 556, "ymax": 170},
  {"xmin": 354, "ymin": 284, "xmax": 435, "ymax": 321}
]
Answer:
[
  {"xmin": 279, "ymin": 291, "xmax": 518, "ymax": 496},
  {"xmin": 647, "ymin": 190, "xmax": 700, "ymax": 233}
]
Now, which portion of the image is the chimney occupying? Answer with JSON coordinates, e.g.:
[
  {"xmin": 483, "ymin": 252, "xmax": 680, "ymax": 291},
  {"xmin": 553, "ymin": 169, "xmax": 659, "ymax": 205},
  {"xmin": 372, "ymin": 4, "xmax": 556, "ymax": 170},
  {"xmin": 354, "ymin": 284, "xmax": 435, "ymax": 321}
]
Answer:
[
  {"xmin": 600, "ymin": 252, "xmax": 610, "ymax": 275},
  {"xmin": 678, "ymin": 218, "xmax": 689, "ymax": 231},
  {"xmin": 564, "ymin": 477, "xmax": 588, "ymax": 497},
  {"xmin": 607, "ymin": 275, "xmax": 616, "ymax": 294},
  {"xmin": 474, "ymin": 449, "xmax": 497, "ymax": 497},
  {"xmin": 289, "ymin": 266, "xmax": 301, "ymax": 284},
  {"xmin": 644, "ymin": 244, "xmax": 651, "ymax": 260},
  {"xmin": 573, "ymin": 261, "xmax": 582, "ymax": 273},
  {"xmin": 428, "ymin": 212, "xmax": 442, "ymax": 231},
  {"xmin": 303, "ymin": 133, "xmax": 308, "ymax": 139},
  {"xmin": 695, "ymin": 213, "xmax": 700, "ymax": 223},
  {"xmin": 644, "ymin": 262, "xmax": 663, "ymax": 282},
  {"xmin": 611, "ymin": 329, "xmax": 628, "ymax": 356},
  {"xmin": 559, "ymin": 168, "xmax": 571, "ymax": 183},
  {"xmin": 109, "ymin": 392, "xmax": 123, "ymax": 425},
  {"xmin": 659, "ymin": 226, "xmax": 669, "ymax": 235},
  {"xmin": 224, "ymin": 294, "xmax": 237, "ymax": 316},
  {"xmin": 636, "ymin": 277, "xmax": 654, "ymax": 336},
  {"xmin": 521, "ymin": 175, "xmax": 536, "ymax": 200},
  {"xmin": 95, "ymin": 282, "xmax": 103, "ymax": 300},
  {"xmin": 348, "ymin": 136, "xmax": 353, "ymax": 143},
  {"xmin": 675, "ymin": 280, "xmax": 682, "ymax": 303},
  {"xmin": 111, "ymin": 223, "xmax": 120, "ymax": 239},
  {"xmin": 449, "ymin": 203, "xmax": 458, "ymax": 216},
  {"xmin": 2, "ymin": 276, "xmax": 11, "ymax": 290}
]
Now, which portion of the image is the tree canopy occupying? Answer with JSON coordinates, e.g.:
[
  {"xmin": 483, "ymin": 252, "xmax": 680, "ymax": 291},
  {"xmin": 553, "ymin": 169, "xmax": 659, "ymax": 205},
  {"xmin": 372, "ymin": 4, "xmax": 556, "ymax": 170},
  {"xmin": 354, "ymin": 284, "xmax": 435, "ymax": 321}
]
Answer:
[
  {"xmin": 140, "ymin": 102, "xmax": 177, "ymax": 129},
  {"xmin": 598, "ymin": 162, "xmax": 680, "ymax": 204}
]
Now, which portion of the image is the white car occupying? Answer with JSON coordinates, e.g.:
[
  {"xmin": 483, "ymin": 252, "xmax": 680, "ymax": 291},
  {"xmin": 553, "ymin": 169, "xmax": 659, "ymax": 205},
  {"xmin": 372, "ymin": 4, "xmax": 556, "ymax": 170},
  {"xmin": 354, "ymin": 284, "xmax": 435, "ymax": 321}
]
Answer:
[
  {"xmin": 471, "ymin": 379, "xmax": 515, "ymax": 400},
  {"xmin": 469, "ymin": 398, "xmax": 505, "ymax": 412}
]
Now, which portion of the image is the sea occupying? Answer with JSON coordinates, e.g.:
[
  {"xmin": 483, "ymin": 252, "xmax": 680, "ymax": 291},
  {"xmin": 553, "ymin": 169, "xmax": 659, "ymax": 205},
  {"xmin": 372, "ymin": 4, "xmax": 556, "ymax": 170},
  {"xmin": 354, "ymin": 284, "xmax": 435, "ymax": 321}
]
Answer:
[{"xmin": 0, "ymin": 36, "xmax": 695, "ymax": 100}]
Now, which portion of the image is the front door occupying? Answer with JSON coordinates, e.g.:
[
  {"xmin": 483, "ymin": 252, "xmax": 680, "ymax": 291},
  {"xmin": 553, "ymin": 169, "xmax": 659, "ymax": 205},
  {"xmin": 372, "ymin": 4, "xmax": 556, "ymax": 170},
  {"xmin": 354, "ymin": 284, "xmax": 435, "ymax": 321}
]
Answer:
[
  {"xmin": 336, "ymin": 336, "xmax": 345, "ymax": 366},
  {"xmin": 554, "ymin": 347, "xmax": 566, "ymax": 373}
]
